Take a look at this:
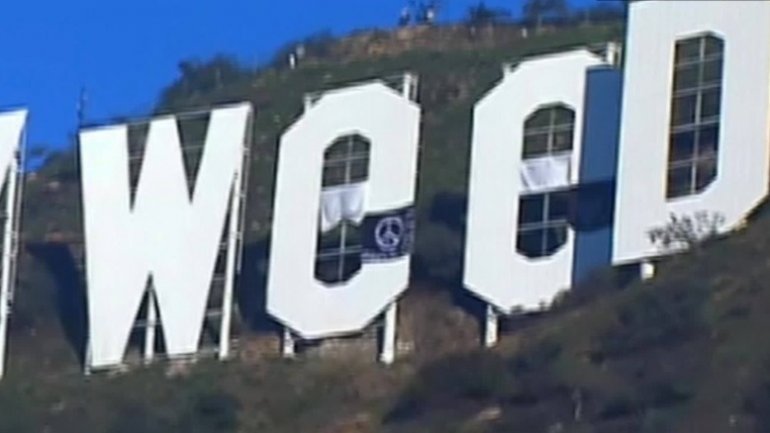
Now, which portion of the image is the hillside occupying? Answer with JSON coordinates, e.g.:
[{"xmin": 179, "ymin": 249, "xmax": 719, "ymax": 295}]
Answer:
[
  {"xmin": 7, "ymin": 211, "xmax": 770, "ymax": 433},
  {"xmin": 7, "ymin": 20, "xmax": 770, "ymax": 433}
]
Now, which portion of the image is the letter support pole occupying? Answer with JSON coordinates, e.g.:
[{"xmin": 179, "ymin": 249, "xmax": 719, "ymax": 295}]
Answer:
[
  {"xmin": 484, "ymin": 304, "xmax": 499, "ymax": 348},
  {"xmin": 380, "ymin": 301, "xmax": 398, "ymax": 364}
]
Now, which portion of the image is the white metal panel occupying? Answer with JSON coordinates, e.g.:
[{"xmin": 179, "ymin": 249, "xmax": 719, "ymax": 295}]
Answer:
[
  {"xmin": 464, "ymin": 50, "xmax": 604, "ymax": 313},
  {"xmin": 613, "ymin": 0, "xmax": 770, "ymax": 263},
  {"xmin": 0, "ymin": 109, "xmax": 25, "ymax": 379},
  {"xmin": 267, "ymin": 82, "xmax": 420, "ymax": 339},
  {"xmin": 80, "ymin": 103, "xmax": 251, "ymax": 369}
]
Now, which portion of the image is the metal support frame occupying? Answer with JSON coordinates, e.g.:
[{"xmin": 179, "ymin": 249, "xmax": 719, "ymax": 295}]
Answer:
[
  {"xmin": 282, "ymin": 327, "xmax": 296, "ymax": 358},
  {"xmin": 641, "ymin": 260, "xmax": 655, "ymax": 281},
  {"xmin": 218, "ymin": 129, "xmax": 250, "ymax": 360},
  {"xmin": 143, "ymin": 292, "xmax": 157, "ymax": 363},
  {"xmin": 484, "ymin": 304, "xmax": 499, "ymax": 348},
  {"xmin": 379, "ymin": 301, "xmax": 398, "ymax": 364},
  {"xmin": 605, "ymin": 41, "xmax": 621, "ymax": 67}
]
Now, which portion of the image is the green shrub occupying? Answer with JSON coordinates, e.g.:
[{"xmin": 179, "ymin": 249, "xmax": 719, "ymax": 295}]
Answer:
[
  {"xmin": 388, "ymin": 351, "xmax": 512, "ymax": 422},
  {"xmin": 597, "ymin": 284, "xmax": 708, "ymax": 359},
  {"xmin": 176, "ymin": 390, "xmax": 241, "ymax": 433}
]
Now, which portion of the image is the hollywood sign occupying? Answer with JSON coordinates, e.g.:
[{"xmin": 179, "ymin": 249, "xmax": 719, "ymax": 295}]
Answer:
[{"xmin": 0, "ymin": 0, "xmax": 769, "ymax": 377}]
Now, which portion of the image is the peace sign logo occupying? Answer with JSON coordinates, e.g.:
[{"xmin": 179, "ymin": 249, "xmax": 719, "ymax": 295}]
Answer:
[{"xmin": 375, "ymin": 216, "xmax": 404, "ymax": 253}]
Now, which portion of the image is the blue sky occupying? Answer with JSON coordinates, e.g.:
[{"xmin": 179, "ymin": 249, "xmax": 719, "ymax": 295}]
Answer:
[{"xmin": 1, "ymin": 0, "xmax": 599, "ymax": 153}]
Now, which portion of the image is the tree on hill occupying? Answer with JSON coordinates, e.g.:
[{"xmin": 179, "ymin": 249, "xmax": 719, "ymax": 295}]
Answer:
[
  {"xmin": 465, "ymin": 2, "xmax": 511, "ymax": 28},
  {"xmin": 648, "ymin": 211, "xmax": 725, "ymax": 253},
  {"xmin": 522, "ymin": 0, "xmax": 569, "ymax": 30},
  {"xmin": 581, "ymin": 1, "xmax": 627, "ymax": 25},
  {"xmin": 161, "ymin": 56, "xmax": 251, "ymax": 106}
]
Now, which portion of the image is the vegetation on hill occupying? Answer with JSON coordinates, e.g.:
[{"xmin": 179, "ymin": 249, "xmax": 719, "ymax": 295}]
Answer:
[{"xmin": 9, "ymin": 16, "xmax": 770, "ymax": 433}]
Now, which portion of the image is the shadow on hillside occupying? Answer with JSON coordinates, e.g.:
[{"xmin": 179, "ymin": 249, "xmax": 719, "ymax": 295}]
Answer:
[
  {"xmin": 428, "ymin": 191, "xmax": 467, "ymax": 233},
  {"xmin": 22, "ymin": 237, "xmax": 279, "ymax": 366},
  {"xmin": 411, "ymin": 191, "xmax": 491, "ymax": 330},
  {"xmin": 411, "ymin": 191, "xmax": 646, "ymax": 337},
  {"xmin": 236, "ymin": 238, "xmax": 280, "ymax": 333},
  {"xmin": 412, "ymin": 193, "xmax": 463, "ymax": 286},
  {"xmin": 26, "ymin": 242, "xmax": 88, "ymax": 365}
]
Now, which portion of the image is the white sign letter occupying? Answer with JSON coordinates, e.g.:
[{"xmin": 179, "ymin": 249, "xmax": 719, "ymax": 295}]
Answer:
[
  {"xmin": 464, "ymin": 51, "xmax": 604, "ymax": 313},
  {"xmin": 268, "ymin": 79, "xmax": 420, "ymax": 341},
  {"xmin": 613, "ymin": 0, "xmax": 770, "ymax": 263},
  {"xmin": 80, "ymin": 103, "xmax": 251, "ymax": 369}
]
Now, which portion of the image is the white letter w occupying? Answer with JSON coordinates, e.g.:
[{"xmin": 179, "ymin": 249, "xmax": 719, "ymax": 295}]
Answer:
[{"xmin": 79, "ymin": 104, "xmax": 251, "ymax": 369}]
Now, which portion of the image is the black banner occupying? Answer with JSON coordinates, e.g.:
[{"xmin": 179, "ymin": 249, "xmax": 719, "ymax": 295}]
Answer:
[{"xmin": 361, "ymin": 205, "xmax": 416, "ymax": 263}]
